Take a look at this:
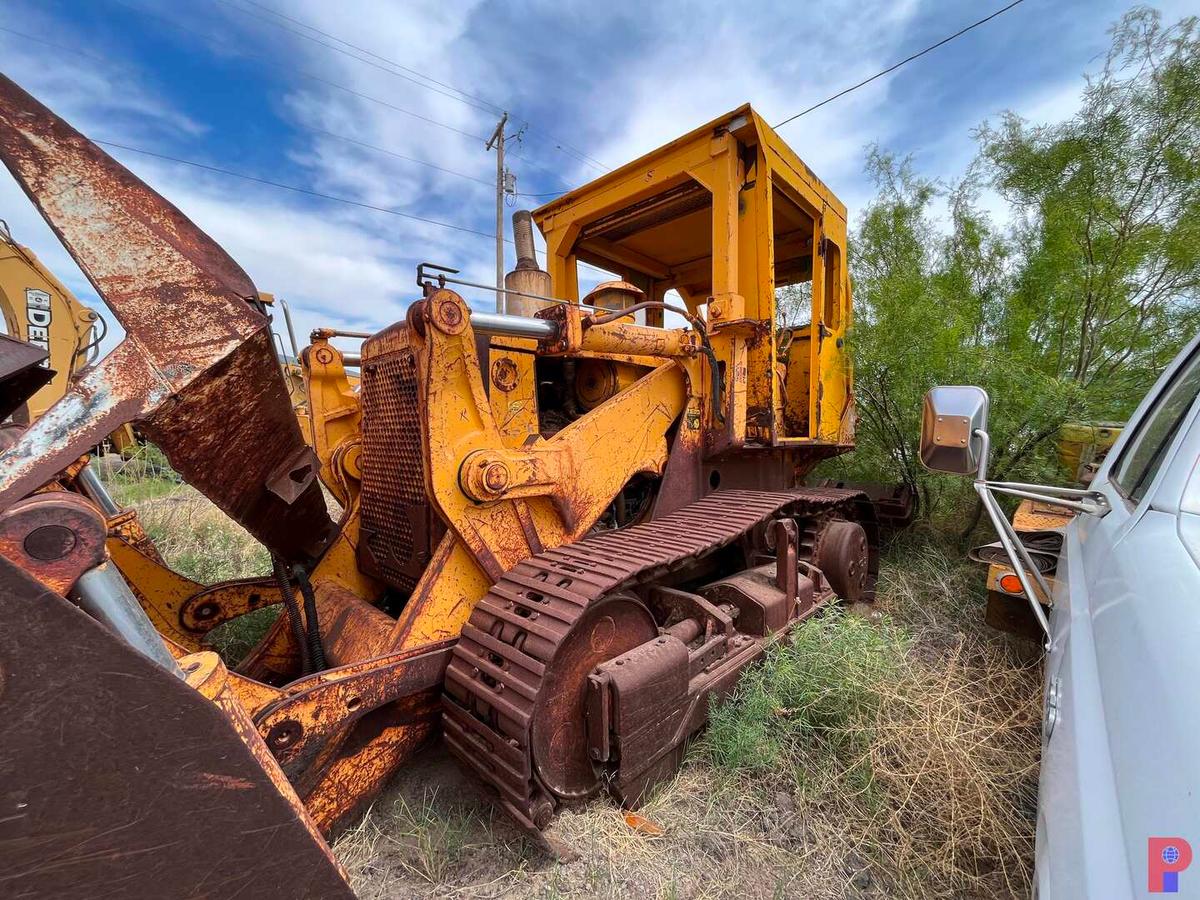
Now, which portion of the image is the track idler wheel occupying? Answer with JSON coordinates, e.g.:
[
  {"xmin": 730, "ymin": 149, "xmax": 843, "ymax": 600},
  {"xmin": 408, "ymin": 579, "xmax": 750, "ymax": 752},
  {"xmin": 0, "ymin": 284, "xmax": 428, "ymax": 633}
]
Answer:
[
  {"xmin": 530, "ymin": 594, "xmax": 657, "ymax": 801},
  {"xmin": 815, "ymin": 519, "xmax": 870, "ymax": 601}
]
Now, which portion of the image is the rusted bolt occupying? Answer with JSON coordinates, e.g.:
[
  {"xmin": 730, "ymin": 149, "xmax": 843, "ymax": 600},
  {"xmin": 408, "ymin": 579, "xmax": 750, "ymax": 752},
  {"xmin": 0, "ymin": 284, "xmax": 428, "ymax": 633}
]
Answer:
[
  {"xmin": 491, "ymin": 358, "xmax": 519, "ymax": 392},
  {"xmin": 483, "ymin": 463, "xmax": 510, "ymax": 494},
  {"xmin": 314, "ymin": 347, "xmax": 335, "ymax": 365},
  {"xmin": 438, "ymin": 299, "xmax": 463, "ymax": 327},
  {"xmin": 194, "ymin": 602, "xmax": 219, "ymax": 621},
  {"xmin": 23, "ymin": 524, "xmax": 76, "ymax": 561}
]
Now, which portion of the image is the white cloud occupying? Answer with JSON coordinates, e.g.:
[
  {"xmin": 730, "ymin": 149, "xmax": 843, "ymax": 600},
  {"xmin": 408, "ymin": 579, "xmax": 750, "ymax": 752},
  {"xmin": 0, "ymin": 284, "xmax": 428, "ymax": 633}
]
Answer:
[
  {"xmin": 581, "ymin": 0, "xmax": 922, "ymax": 196},
  {"xmin": 0, "ymin": 0, "xmax": 1158, "ymax": 366}
]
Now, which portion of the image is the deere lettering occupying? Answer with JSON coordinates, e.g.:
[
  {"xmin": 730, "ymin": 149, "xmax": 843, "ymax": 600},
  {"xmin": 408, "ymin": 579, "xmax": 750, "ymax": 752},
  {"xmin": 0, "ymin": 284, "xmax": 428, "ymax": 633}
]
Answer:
[{"xmin": 25, "ymin": 288, "xmax": 51, "ymax": 365}]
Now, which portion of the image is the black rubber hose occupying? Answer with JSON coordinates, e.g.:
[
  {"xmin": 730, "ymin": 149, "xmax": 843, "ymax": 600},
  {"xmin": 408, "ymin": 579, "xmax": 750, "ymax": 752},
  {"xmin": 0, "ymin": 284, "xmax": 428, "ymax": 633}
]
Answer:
[
  {"xmin": 272, "ymin": 554, "xmax": 311, "ymax": 675},
  {"xmin": 294, "ymin": 567, "xmax": 327, "ymax": 672}
]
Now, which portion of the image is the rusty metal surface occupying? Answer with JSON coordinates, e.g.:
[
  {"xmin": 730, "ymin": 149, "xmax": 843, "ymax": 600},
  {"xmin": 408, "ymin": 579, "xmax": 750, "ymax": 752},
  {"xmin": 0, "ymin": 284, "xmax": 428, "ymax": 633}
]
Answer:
[
  {"xmin": 255, "ymin": 639, "xmax": 455, "ymax": 781},
  {"xmin": 817, "ymin": 479, "xmax": 917, "ymax": 531},
  {"xmin": 814, "ymin": 519, "xmax": 870, "ymax": 602},
  {"xmin": 0, "ymin": 492, "xmax": 106, "ymax": 594},
  {"xmin": 358, "ymin": 321, "xmax": 445, "ymax": 590},
  {"xmin": 700, "ymin": 563, "xmax": 809, "ymax": 635},
  {"xmin": 180, "ymin": 575, "xmax": 283, "ymax": 632},
  {"xmin": 0, "ymin": 332, "xmax": 53, "ymax": 421},
  {"xmin": 0, "ymin": 555, "xmax": 355, "ymax": 899},
  {"xmin": 1012, "ymin": 498, "xmax": 1076, "ymax": 532},
  {"xmin": 442, "ymin": 486, "xmax": 873, "ymax": 831},
  {"xmin": 0, "ymin": 75, "xmax": 331, "ymax": 560},
  {"xmin": 292, "ymin": 689, "xmax": 442, "ymax": 832},
  {"xmin": 531, "ymin": 595, "xmax": 657, "ymax": 800}
]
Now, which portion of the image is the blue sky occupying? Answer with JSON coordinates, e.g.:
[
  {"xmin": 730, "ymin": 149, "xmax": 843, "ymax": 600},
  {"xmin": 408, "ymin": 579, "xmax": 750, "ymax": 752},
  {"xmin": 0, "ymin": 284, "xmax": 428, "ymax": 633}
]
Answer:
[{"xmin": 0, "ymin": 0, "xmax": 1190, "ymax": 350}]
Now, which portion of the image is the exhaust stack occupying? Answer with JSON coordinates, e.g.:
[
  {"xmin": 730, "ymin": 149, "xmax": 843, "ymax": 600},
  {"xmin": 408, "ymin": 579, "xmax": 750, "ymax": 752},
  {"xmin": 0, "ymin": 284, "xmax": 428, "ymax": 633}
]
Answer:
[{"xmin": 504, "ymin": 211, "xmax": 553, "ymax": 316}]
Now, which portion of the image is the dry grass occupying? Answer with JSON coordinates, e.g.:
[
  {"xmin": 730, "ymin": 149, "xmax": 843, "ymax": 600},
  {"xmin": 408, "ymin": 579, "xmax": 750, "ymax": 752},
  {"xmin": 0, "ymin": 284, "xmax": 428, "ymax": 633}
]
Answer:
[
  {"xmin": 98, "ymin": 447, "xmax": 275, "ymax": 659},
  {"xmin": 108, "ymin": 452, "xmax": 1043, "ymax": 898},
  {"xmin": 332, "ymin": 534, "xmax": 1043, "ymax": 900},
  {"xmin": 864, "ymin": 642, "xmax": 1040, "ymax": 897}
]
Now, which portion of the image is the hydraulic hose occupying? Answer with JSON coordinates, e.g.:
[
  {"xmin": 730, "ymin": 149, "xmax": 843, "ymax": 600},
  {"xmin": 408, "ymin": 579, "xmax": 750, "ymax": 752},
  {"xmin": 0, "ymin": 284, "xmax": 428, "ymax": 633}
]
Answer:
[
  {"xmin": 272, "ymin": 554, "xmax": 312, "ymax": 674},
  {"xmin": 293, "ymin": 566, "xmax": 327, "ymax": 672}
]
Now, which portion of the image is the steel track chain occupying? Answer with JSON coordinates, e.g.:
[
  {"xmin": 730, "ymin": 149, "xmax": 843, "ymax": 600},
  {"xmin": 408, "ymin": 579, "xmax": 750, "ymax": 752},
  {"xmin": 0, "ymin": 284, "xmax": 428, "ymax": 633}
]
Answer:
[{"xmin": 441, "ymin": 487, "xmax": 869, "ymax": 829}]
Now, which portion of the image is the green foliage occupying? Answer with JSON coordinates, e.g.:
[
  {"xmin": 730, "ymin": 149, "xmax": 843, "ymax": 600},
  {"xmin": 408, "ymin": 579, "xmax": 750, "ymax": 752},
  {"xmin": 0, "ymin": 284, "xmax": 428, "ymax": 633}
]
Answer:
[
  {"xmin": 103, "ymin": 443, "xmax": 183, "ymax": 506},
  {"xmin": 979, "ymin": 7, "xmax": 1200, "ymax": 411},
  {"xmin": 205, "ymin": 606, "xmax": 280, "ymax": 661},
  {"xmin": 704, "ymin": 607, "xmax": 907, "ymax": 776},
  {"xmin": 143, "ymin": 516, "xmax": 270, "ymax": 583},
  {"xmin": 834, "ymin": 7, "xmax": 1200, "ymax": 525}
]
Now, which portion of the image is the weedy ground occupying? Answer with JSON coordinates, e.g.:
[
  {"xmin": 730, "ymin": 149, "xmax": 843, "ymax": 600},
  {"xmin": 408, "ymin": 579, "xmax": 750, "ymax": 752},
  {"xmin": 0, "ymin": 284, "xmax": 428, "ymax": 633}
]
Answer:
[
  {"xmin": 334, "ymin": 533, "xmax": 1042, "ymax": 900},
  {"xmin": 106, "ymin": 452, "xmax": 1043, "ymax": 900}
]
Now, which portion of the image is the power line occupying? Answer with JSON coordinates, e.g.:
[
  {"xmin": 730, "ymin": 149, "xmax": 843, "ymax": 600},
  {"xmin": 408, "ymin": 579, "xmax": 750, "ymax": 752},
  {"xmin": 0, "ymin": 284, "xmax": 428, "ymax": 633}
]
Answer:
[
  {"xmin": 0, "ymin": 25, "xmax": 110, "ymax": 64},
  {"xmin": 314, "ymin": 126, "xmax": 553, "ymax": 200},
  {"xmin": 109, "ymin": 0, "xmax": 488, "ymax": 141},
  {"xmin": 216, "ymin": 0, "xmax": 611, "ymax": 173},
  {"xmin": 94, "ymin": 139, "xmax": 504, "ymax": 240},
  {"xmin": 210, "ymin": 0, "xmax": 503, "ymax": 116},
  {"xmin": 4, "ymin": 19, "xmax": 569, "ymax": 204},
  {"xmin": 107, "ymin": 0, "xmax": 577, "ymax": 190},
  {"xmin": 773, "ymin": 0, "xmax": 1029, "ymax": 129},
  {"xmin": 307, "ymin": 127, "xmax": 490, "ymax": 187},
  {"xmin": 93, "ymin": 137, "xmax": 597, "ymax": 271},
  {"xmin": 262, "ymin": 125, "xmax": 558, "ymax": 198},
  {"xmin": 1, "ymin": 29, "xmax": 619, "ymax": 271},
  {"xmin": 233, "ymin": 0, "xmax": 505, "ymax": 117}
]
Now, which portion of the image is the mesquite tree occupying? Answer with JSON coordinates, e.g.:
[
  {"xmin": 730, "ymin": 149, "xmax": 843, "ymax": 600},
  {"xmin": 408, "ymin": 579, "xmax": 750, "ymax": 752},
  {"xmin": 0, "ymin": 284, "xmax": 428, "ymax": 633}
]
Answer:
[{"xmin": 832, "ymin": 7, "xmax": 1200, "ymax": 527}]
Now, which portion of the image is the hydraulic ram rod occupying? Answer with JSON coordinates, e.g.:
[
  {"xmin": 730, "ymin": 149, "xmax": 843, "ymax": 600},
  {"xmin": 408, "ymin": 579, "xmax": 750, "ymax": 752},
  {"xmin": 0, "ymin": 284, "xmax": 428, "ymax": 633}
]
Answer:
[
  {"xmin": 440, "ymin": 300, "xmax": 700, "ymax": 360},
  {"xmin": 468, "ymin": 310, "xmax": 558, "ymax": 340}
]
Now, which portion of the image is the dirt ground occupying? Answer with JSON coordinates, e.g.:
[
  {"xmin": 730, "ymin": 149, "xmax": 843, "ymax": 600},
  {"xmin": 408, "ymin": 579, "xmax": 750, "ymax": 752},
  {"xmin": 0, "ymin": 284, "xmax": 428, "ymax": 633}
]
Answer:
[{"xmin": 336, "ymin": 744, "xmax": 857, "ymax": 900}]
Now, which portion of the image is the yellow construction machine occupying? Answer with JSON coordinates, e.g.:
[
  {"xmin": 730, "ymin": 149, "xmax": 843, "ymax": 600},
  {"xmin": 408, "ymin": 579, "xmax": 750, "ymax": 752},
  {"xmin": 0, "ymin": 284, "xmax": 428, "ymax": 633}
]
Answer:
[
  {"xmin": 0, "ymin": 75, "xmax": 877, "ymax": 897},
  {"xmin": 0, "ymin": 220, "xmax": 112, "ymax": 422}
]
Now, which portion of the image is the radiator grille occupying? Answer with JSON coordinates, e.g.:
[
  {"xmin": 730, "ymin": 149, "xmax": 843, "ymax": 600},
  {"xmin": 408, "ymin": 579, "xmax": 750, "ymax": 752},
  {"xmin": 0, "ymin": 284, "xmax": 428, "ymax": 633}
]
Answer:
[{"xmin": 358, "ymin": 327, "xmax": 442, "ymax": 591}]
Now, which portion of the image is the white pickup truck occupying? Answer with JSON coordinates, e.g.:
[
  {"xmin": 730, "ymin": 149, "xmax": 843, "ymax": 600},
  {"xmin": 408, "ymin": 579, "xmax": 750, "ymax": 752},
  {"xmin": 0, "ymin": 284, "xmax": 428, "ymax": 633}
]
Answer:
[{"xmin": 921, "ymin": 333, "xmax": 1200, "ymax": 898}]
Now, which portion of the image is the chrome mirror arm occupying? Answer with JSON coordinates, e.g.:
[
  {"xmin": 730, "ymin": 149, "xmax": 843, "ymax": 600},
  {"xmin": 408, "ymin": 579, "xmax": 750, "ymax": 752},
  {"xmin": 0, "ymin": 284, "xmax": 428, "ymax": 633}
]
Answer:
[
  {"xmin": 982, "ymin": 482, "xmax": 1111, "ymax": 517},
  {"xmin": 971, "ymin": 429, "xmax": 1110, "ymax": 516},
  {"xmin": 972, "ymin": 428, "xmax": 1058, "ymax": 651}
]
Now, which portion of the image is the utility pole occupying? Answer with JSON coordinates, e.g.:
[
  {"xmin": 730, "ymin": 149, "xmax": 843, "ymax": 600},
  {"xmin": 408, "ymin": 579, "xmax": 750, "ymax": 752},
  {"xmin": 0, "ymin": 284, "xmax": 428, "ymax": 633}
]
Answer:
[{"xmin": 486, "ymin": 112, "xmax": 509, "ymax": 312}]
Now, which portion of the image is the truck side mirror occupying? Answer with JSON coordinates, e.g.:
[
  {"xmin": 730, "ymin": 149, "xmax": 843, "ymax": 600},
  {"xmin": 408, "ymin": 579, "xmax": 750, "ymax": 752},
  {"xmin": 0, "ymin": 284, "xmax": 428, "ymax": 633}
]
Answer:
[
  {"xmin": 917, "ymin": 384, "xmax": 1108, "ymax": 652},
  {"xmin": 919, "ymin": 386, "xmax": 990, "ymax": 476}
]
